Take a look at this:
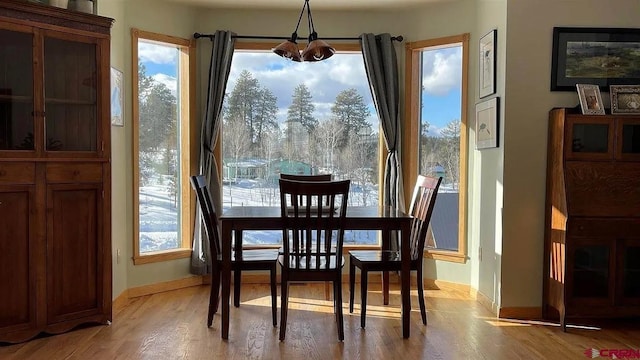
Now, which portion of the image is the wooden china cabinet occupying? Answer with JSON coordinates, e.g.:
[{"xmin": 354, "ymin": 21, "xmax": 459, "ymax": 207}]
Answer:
[
  {"xmin": 0, "ymin": 1, "xmax": 113, "ymax": 343},
  {"xmin": 544, "ymin": 107, "xmax": 640, "ymax": 330}
]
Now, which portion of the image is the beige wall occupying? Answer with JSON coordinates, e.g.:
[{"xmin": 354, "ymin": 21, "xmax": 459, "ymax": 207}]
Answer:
[
  {"xmin": 98, "ymin": 0, "xmax": 128, "ymax": 300},
  {"xmin": 501, "ymin": 0, "xmax": 640, "ymax": 307},
  {"xmin": 469, "ymin": 0, "xmax": 506, "ymax": 312},
  {"xmin": 100, "ymin": 0, "xmax": 640, "ymax": 312}
]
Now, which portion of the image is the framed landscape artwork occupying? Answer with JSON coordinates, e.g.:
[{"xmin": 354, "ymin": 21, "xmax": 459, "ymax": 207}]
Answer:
[
  {"xmin": 479, "ymin": 29, "xmax": 496, "ymax": 98},
  {"xmin": 551, "ymin": 27, "xmax": 640, "ymax": 91},
  {"xmin": 610, "ymin": 85, "xmax": 640, "ymax": 114},
  {"xmin": 475, "ymin": 97, "xmax": 499, "ymax": 149}
]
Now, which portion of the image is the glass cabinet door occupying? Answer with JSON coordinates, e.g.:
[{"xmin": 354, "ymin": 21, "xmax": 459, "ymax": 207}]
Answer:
[
  {"xmin": 565, "ymin": 116, "xmax": 614, "ymax": 160},
  {"xmin": 567, "ymin": 239, "xmax": 615, "ymax": 307},
  {"xmin": 43, "ymin": 33, "xmax": 98, "ymax": 153},
  {"xmin": 0, "ymin": 27, "xmax": 35, "ymax": 154},
  {"xmin": 618, "ymin": 239, "xmax": 640, "ymax": 305},
  {"xmin": 616, "ymin": 118, "xmax": 640, "ymax": 161}
]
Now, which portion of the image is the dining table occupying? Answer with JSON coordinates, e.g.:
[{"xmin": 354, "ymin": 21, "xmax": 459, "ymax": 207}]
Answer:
[{"xmin": 218, "ymin": 205, "xmax": 414, "ymax": 339}]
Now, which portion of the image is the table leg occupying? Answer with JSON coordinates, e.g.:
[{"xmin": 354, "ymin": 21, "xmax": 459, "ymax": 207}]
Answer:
[
  {"xmin": 400, "ymin": 221, "xmax": 410, "ymax": 338},
  {"xmin": 381, "ymin": 229, "xmax": 390, "ymax": 305},
  {"xmin": 221, "ymin": 220, "xmax": 232, "ymax": 339}
]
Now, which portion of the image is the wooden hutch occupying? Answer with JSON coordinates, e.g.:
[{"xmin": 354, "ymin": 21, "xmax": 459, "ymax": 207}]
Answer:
[
  {"xmin": 0, "ymin": 0, "xmax": 113, "ymax": 343},
  {"xmin": 544, "ymin": 107, "xmax": 640, "ymax": 330}
]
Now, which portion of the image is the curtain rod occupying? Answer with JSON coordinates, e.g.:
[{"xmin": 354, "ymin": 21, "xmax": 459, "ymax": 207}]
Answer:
[{"xmin": 193, "ymin": 32, "xmax": 404, "ymax": 42}]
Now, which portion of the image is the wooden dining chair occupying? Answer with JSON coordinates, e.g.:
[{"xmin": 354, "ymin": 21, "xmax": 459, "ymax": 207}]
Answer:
[
  {"xmin": 278, "ymin": 178, "xmax": 350, "ymax": 341},
  {"xmin": 280, "ymin": 173, "xmax": 334, "ymax": 299},
  {"xmin": 348, "ymin": 175, "xmax": 442, "ymax": 328},
  {"xmin": 190, "ymin": 175, "xmax": 279, "ymax": 327}
]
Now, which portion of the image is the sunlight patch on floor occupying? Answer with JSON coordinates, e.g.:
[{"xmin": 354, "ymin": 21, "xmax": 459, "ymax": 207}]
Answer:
[{"xmin": 475, "ymin": 316, "xmax": 602, "ymax": 330}]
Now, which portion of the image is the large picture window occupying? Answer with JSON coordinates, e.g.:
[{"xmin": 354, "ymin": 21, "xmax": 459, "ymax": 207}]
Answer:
[
  {"xmin": 405, "ymin": 34, "xmax": 469, "ymax": 262},
  {"xmin": 221, "ymin": 42, "xmax": 380, "ymax": 245},
  {"xmin": 132, "ymin": 29, "xmax": 195, "ymax": 264}
]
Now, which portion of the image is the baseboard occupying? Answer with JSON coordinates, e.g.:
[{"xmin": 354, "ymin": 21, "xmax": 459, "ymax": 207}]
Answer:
[
  {"xmin": 116, "ymin": 273, "xmax": 539, "ymax": 322},
  {"xmin": 498, "ymin": 307, "xmax": 543, "ymax": 320},
  {"xmin": 471, "ymin": 289, "xmax": 543, "ymax": 320},
  {"xmin": 112, "ymin": 289, "xmax": 129, "ymax": 312},
  {"xmin": 127, "ymin": 275, "xmax": 207, "ymax": 298},
  {"xmin": 475, "ymin": 290, "xmax": 499, "ymax": 316}
]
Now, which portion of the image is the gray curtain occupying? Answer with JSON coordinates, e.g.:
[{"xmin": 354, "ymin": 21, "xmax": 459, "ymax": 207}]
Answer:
[
  {"xmin": 360, "ymin": 33, "xmax": 405, "ymax": 250},
  {"xmin": 191, "ymin": 30, "xmax": 235, "ymax": 275}
]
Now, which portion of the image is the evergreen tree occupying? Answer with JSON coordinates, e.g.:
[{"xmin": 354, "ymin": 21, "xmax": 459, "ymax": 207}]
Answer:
[
  {"xmin": 331, "ymin": 88, "xmax": 371, "ymax": 146},
  {"xmin": 225, "ymin": 70, "xmax": 260, "ymax": 144},
  {"xmin": 224, "ymin": 70, "xmax": 278, "ymax": 156},
  {"xmin": 138, "ymin": 63, "xmax": 176, "ymax": 153},
  {"xmin": 287, "ymin": 83, "xmax": 317, "ymax": 133},
  {"xmin": 254, "ymin": 88, "xmax": 279, "ymax": 149}
]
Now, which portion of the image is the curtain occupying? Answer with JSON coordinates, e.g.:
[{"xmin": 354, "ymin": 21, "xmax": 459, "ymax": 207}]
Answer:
[
  {"xmin": 360, "ymin": 33, "xmax": 405, "ymax": 251},
  {"xmin": 191, "ymin": 30, "xmax": 235, "ymax": 275}
]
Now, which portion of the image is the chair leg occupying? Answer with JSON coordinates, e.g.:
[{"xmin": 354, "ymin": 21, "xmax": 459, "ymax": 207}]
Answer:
[
  {"xmin": 360, "ymin": 268, "xmax": 368, "ymax": 329},
  {"xmin": 270, "ymin": 264, "xmax": 277, "ymax": 327},
  {"xmin": 417, "ymin": 266, "xmax": 427, "ymax": 325},
  {"xmin": 279, "ymin": 275, "xmax": 289, "ymax": 341},
  {"xmin": 349, "ymin": 260, "xmax": 355, "ymax": 313},
  {"xmin": 208, "ymin": 269, "xmax": 221, "ymax": 327},
  {"xmin": 335, "ymin": 277, "xmax": 344, "ymax": 341},
  {"xmin": 234, "ymin": 269, "xmax": 241, "ymax": 307}
]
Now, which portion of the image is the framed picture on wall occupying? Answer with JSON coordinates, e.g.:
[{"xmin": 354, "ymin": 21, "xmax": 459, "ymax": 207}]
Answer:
[
  {"xmin": 111, "ymin": 67, "xmax": 124, "ymax": 127},
  {"xmin": 551, "ymin": 27, "xmax": 640, "ymax": 91},
  {"xmin": 475, "ymin": 97, "xmax": 499, "ymax": 149},
  {"xmin": 479, "ymin": 29, "xmax": 497, "ymax": 98}
]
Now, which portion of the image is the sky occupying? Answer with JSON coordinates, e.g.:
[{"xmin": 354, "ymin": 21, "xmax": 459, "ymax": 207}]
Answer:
[{"xmin": 139, "ymin": 41, "xmax": 462, "ymax": 137}]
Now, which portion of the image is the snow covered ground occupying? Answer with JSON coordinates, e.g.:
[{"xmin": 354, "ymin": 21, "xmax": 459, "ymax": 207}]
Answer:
[{"xmin": 139, "ymin": 178, "xmax": 380, "ymax": 252}]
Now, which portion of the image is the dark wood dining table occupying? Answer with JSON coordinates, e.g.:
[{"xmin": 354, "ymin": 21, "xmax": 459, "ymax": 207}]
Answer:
[{"xmin": 218, "ymin": 205, "xmax": 414, "ymax": 339}]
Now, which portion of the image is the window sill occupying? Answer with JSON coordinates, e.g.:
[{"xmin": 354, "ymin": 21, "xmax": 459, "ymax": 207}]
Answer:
[
  {"xmin": 133, "ymin": 248, "xmax": 192, "ymax": 265},
  {"xmin": 424, "ymin": 249, "xmax": 467, "ymax": 263}
]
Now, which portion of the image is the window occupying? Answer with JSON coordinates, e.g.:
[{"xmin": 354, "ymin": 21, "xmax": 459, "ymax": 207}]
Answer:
[
  {"xmin": 132, "ymin": 29, "xmax": 196, "ymax": 264},
  {"xmin": 404, "ymin": 34, "xmax": 469, "ymax": 263},
  {"xmin": 220, "ymin": 42, "xmax": 380, "ymax": 246}
]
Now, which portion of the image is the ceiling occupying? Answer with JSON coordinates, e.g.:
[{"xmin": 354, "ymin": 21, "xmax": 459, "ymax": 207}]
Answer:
[{"xmin": 163, "ymin": 0, "xmax": 449, "ymax": 11}]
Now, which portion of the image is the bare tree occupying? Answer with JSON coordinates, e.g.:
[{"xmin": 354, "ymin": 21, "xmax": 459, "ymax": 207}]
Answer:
[
  {"xmin": 223, "ymin": 117, "xmax": 251, "ymax": 180},
  {"xmin": 313, "ymin": 118, "xmax": 345, "ymax": 171},
  {"xmin": 439, "ymin": 119, "xmax": 460, "ymax": 189}
]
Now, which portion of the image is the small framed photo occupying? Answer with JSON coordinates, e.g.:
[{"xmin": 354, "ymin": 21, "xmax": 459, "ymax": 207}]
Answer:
[
  {"xmin": 479, "ymin": 29, "xmax": 497, "ymax": 98},
  {"xmin": 576, "ymin": 84, "xmax": 605, "ymax": 115},
  {"xmin": 475, "ymin": 97, "xmax": 499, "ymax": 149},
  {"xmin": 610, "ymin": 85, "xmax": 640, "ymax": 114},
  {"xmin": 110, "ymin": 67, "xmax": 124, "ymax": 127}
]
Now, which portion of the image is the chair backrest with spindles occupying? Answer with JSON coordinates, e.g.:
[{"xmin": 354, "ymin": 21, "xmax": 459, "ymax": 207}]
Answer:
[{"xmin": 407, "ymin": 175, "xmax": 442, "ymax": 261}]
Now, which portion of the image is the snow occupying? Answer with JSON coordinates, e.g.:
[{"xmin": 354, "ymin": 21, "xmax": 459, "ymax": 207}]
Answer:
[{"xmin": 139, "ymin": 178, "xmax": 381, "ymax": 252}]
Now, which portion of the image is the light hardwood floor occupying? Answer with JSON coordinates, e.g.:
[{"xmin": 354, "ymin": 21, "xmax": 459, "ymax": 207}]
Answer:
[{"xmin": 1, "ymin": 283, "xmax": 638, "ymax": 359}]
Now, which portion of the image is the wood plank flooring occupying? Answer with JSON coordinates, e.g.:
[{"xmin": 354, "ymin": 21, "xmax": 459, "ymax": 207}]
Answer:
[{"xmin": 1, "ymin": 283, "xmax": 639, "ymax": 359}]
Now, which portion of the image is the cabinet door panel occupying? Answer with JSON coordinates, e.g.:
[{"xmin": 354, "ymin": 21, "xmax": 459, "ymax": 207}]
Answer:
[
  {"xmin": 618, "ymin": 239, "xmax": 640, "ymax": 305},
  {"xmin": 616, "ymin": 118, "xmax": 640, "ymax": 161},
  {"xmin": 43, "ymin": 32, "xmax": 98, "ymax": 154},
  {"xmin": 0, "ymin": 26, "xmax": 35, "ymax": 154},
  {"xmin": 0, "ymin": 186, "xmax": 37, "ymax": 333},
  {"xmin": 565, "ymin": 116, "xmax": 614, "ymax": 160},
  {"xmin": 46, "ymin": 183, "xmax": 103, "ymax": 324},
  {"xmin": 566, "ymin": 238, "xmax": 615, "ymax": 309}
]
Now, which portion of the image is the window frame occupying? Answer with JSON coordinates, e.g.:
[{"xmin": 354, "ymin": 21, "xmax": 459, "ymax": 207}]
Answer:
[
  {"xmin": 131, "ymin": 28, "xmax": 197, "ymax": 265},
  {"xmin": 215, "ymin": 41, "xmax": 383, "ymax": 250},
  {"xmin": 403, "ymin": 34, "xmax": 470, "ymax": 263}
]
